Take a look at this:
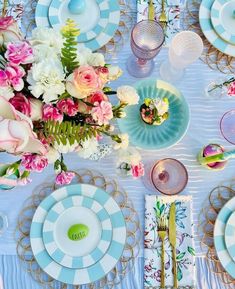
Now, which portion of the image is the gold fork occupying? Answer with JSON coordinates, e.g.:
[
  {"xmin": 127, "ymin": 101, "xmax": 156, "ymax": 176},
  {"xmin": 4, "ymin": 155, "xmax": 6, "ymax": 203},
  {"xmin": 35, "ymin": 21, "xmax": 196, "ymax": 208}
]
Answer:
[
  {"xmin": 159, "ymin": 0, "xmax": 167, "ymax": 29},
  {"xmin": 148, "ymin": 0, "xmax": 155, "ymax": 21},
  {"xmin": 157, "ymin": 216, "xmax": 168, "ymax": 289}
]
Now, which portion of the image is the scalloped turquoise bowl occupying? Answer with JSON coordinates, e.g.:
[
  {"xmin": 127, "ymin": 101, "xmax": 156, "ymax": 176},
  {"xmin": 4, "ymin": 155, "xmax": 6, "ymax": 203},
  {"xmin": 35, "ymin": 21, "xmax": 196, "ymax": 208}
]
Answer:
[{"xmin": 117, "ymin": 79, "xmax": 190, "ymax": 150}]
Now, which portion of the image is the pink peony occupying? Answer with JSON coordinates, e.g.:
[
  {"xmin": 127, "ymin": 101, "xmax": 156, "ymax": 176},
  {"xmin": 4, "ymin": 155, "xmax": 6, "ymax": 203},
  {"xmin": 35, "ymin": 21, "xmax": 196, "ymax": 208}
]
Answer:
[
  {"xmin": 42, "ymin": 104, "xmax": 63, "ymax": 122},
  {"xmin": 91, "ymin": 100, "xmax": 113, "ymax": 125},
  {"xmin": 5, "ymin": 64, "xmax": 25, "ymax": 91},
  {"xmin": 21, "ymin": 153, "xmax": 48, "ymax": 172},
  {"xmin": 0, "ymin": 16, "xmax": 22, "ymax": 44},
  {"xmin": 66, "ymin": 65, "xmax": 102, "ymax": 99},
  {"xmin": 95, "ymin": 66, "xmax": 109, "ymax": 87},
  {"xmin": 131, "ymin": 162, "xmax": 144, "ymax": 178},
  {"xmin": 9, "ymin": 93, "xmax": 31, "ymax": 116},
  {"xmin": 55, "ymin": 171, "xmax": 75, "ymax": 185},
  {"xmin": 228, "ymin": 81, "xmax": 235, "ymax": 96},
  {"xmin": 56, "ymin": 98, "xmax": 78, "ymax": 116},
  {"xmin": 87, "ymin": 91, "xmax": 108, "ymax": 104},
  {"xmin": 5, "ymin": 41, "xmax": 34, "ymax": 65}
]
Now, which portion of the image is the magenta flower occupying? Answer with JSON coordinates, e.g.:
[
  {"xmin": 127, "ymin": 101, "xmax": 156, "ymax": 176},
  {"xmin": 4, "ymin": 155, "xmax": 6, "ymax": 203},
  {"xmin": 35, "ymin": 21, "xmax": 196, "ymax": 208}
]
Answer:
[
  {"xmin": 91, "ymin": 100, "xmax": 113, "ymax": 125},
  {"xmin": 9, "ymin": 93, "xmax": 31, "ymax": 116},
  {"xmin": 5, "ymin": 41, "xmax": 33, "ymax": 65},
  {"xmin": 55, "ymin": 171, "xmax": 75, "ymax": 185},
  {"xmin": 5, "ymin": 64, "xmax": 25, "ymax": 91},
  {"xmin": 228, "ymin": 81, "xmax": 235, "ymax": 96},
  {"xmin": 0, "ymin": 69, "xmax": 10, "ymax": 86},
  {"xmin": 21, "ymin": 154, "xmax": 48, "ymax": 172},
  {"xmin": 56, "ymin": 98, "xmax": 78, "ymax": 116},
  {"xmin": 131, "ymin": 162, "xmax": 144, "ymax": 178},
  {"xmin": 42, "ymin": 104, "xmax": 63, "ymax": 122}
]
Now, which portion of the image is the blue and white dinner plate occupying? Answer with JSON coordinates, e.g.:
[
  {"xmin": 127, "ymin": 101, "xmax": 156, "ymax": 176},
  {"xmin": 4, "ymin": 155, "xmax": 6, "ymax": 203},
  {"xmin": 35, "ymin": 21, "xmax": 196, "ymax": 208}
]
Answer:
[
  {"xmin": 117, "ymin": 79, "xmax": 190, "ymax": 150},
  {"xmin": 35, "ymin": 0, "xmax": 120, "ymax": 51},
  {"xmin": 30, "ymin": 184, "xmax": 126, "ymax": 285},
  {"xmin": 214, "ymin": 196, "xmax": 235, "ymax": 278},
  {"xmin": 42, "ymin": 195, "xmax": 112, "ymax": 269},
  {"xmin": 211, "ymin": 0, "xmax": 235, "ymax": 45},
  {"xmin": 199, "ymin": 0, "xmax": 235, "ymax": 57},
  {"xmin": 224, "ymin": 211, "xmax": 235, "ymax": 262}
]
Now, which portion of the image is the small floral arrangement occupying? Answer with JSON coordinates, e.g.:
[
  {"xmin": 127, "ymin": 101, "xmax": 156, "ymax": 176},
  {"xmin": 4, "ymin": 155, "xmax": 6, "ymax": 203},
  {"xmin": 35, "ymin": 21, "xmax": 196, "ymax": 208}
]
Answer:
[
  {"xmin": 116, "ymin": 147, "xmax": 144, "ymax": 179},
  {"xmin": 207, "ymin": 77, "xmax": 235, "ymax": 97},
  {"xmin": 0, "ymin": 17, "xmax": 140, "ymax": 187},
  {"xmin": 140, "ymin": 97, "xmax": 169, "ymax": 125}
]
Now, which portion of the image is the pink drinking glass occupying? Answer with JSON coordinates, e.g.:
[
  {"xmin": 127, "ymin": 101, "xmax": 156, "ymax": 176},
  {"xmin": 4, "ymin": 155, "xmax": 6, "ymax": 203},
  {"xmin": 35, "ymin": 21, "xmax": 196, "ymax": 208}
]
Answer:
[
  {"xmin": 126, "ymin": 20, "xmax": 165, "ymax": 78},
  {"xmin": 220, "ymin": 109, "xmax": 235, "ymax": 144}
]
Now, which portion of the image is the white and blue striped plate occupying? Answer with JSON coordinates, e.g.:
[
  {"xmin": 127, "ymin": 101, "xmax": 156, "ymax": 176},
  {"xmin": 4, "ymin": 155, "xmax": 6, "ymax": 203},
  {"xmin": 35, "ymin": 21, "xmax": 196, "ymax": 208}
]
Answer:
[
  {"xmin": 225, "ymin": 211, "xmax": 235, "ymax": 262},
  {"xmin": 211, "ymin": 0, "xmax": 235, "ymax": 45},
  {"xmin": 199, "ymin": 0, "xmax": 235, "ymax": 57},
  {"xmin": 30, "ymin": 184, "xmax": 126, "ymax": 285},
  {"xmin": 214, "ymin": 196, "xmax": 235, "ymax": 278},
  {"xmin": 35, "ymin": 0, "xmax": 120, "ymax": 51},
  {"xmin": 42, "ymin": 195, "xmax": 112, "ymax": 269}
]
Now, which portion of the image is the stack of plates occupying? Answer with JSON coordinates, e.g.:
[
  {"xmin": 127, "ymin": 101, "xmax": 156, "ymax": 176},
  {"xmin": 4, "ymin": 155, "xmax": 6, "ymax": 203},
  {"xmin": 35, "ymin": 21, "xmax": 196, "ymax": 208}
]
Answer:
[
  {"xmin": 35, "ymin": 0, "xmax": 120, "ymax": 51},
  {"xmin": 30, "ymin": 184, "xmax": 126, "ymax": 285},
  {"xmin": 199, "ymin": 0, "xmax": 235, "ymax": 57},
  {"xmin": 214, "ymin": 196, "xmax": 235, "ymax": 278}
]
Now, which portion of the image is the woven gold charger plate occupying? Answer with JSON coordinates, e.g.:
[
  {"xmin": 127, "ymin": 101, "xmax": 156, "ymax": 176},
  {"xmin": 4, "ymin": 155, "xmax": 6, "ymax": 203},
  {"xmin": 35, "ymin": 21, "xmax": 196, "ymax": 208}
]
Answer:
[
  {"xmin": 199, "ymin": 179, "xmax": 235, "ymax": 288},
  {"xmin": 183, "ymin": 0, "xmax": 235, "ymax": 74},
  {"xmin": 15, "ymin": 169, "xmax": 140, "ymax": 289}
]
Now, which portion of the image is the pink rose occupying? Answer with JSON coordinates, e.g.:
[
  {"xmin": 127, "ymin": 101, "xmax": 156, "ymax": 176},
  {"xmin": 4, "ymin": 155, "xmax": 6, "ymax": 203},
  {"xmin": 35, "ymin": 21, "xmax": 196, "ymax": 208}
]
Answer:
[
  {"xmin": 87, "ymin": 91, "xmax": 108, "ymax": 104},
  {"xmin": 55, "ymin": 171, "xmax": 75, "ymax": 185},
  {"xmin": 29, "ymin": 98, "xmax": 43, "ymax": 121},
  {"xmin": 131, "ymin": 162, "xmax": 144, "ymax": 178},
  {"xmin": 9, "ymin": 93, "xmax": 31, "ymax": 116},
  {"xmin": 228, "ymin": 81, "xmax": 235, "ymax": 96},
  {"xmin": 66, "ymin": 65, "xmax": 102, "ymax": 99},
  {"xmin": 95, "ymin": 66, "xmax": 109, "ymax": 87},
  {"xmin": 0, "ymin": 16, "xmax": 22, "ymax": 44},
  {"xmin": 42, "ymin": 104, "xmax": 63, "ymax": 122},
  {"xmin": 5, "ymin": 41, "xmax": 34, "ymax": 65},
  {"xmin": 5, "ymin": 64, "xmax": 25, "ymax": 91},
  {"xmin": 21, "ymin": 153, "xmax": 48, "ymax": 172},
  {"xmin": 56, "ymin": 98, "xmax": 78, "ymax": 116},
  {"xmin": 91, "ymin": 100, "xmax": 113, "ymax": 125},
  {"xmin": 0, "ymin": 69, "xmax": 9, "ymax": 86}
]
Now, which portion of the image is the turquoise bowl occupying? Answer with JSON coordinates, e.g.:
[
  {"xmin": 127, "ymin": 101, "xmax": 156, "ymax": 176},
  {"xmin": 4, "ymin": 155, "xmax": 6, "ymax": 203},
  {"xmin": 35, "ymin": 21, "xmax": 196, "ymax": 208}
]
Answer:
[{"xmin": 117, "ymin": 79, "xmax": 190, "ymax": 150}]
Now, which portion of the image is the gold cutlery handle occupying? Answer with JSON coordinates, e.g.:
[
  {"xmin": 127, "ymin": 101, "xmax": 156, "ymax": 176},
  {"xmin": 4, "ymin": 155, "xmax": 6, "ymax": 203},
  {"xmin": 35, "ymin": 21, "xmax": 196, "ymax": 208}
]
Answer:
[
  {"xmin": 161, "ymin": 241, "xmax": 165, "ymax": 288},
  {"xmin": 161, "ymin": 0, "xmax": 165, "ymax": 11},
  {"xmin": 148, "ymin": 0, "xmax": 155, "ymax": 20},
  {"xmin": 172, "ymin": 246, "xmax": 178, "ymax": 288}
]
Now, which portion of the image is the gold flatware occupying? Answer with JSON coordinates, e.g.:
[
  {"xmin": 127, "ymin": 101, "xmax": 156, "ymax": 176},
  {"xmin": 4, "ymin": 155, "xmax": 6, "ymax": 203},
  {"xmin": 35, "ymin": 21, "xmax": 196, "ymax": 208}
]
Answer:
[
  {"xmin": 148, "ymin": 0, "xmax": 155, "ymax": 21},
  {"xmin": 169, "ymin": 202, "xmax": 178, "ymax": 288},
  {"xmin": 157, "ymin": 216, "xmax": 167, "ymax": 288},
  {"xmin": 159, "ymin": 0, "xmax": 167, "ymax": 28}
]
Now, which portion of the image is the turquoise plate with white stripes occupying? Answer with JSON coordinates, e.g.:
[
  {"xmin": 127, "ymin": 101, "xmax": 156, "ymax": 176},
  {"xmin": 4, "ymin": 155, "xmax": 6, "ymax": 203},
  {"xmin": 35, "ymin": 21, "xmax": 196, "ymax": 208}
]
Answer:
[
  {"xmin": 30, "ymin": 184, "xmax": 126, "ymax": 285},
  {"xmin": 225, "ymin": 212, "xmax": 235, "ymax": 262},
  {"xmin": 214, "ymin": 196, "xmax": 235, "ymax": 278},
  {"xmin": 211, "ymin": 0, "xmax": 235, "ymax": 45},
  {"xmin": 35, "ymin": 0, "xmax": 120, "ymax": 51},
  {"xmin": 199, "ymin": 0, "xmax": 235, "ymax": 57},
  {"xmin": 42, "ymin": 195, "xmax": 112, "ymax": 269}
]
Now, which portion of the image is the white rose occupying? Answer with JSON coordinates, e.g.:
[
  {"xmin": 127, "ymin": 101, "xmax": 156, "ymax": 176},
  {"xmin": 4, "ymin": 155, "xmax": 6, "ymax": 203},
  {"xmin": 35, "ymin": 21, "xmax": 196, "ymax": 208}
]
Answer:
[
  {"xmin": 0, "ymin": 86, "xmax": 14, "ymax": 100},
  {"xmin": 45, "ymin": 147, "xmax": 60, "ymax": 163},
  {"xmin": 0, "ymin": 17, "xmax": 23, "ymax": 44},
  {"xmin": 29, "ymin": 98, "xmax": 42, "ymax": 121},
  {"xmin": 76, "ymin": 47, "xmax": 92, "ymax": 65},
  {"xmin": 87, "ymin": 53, "xmax": 105, "ymax": 67},
  {"xmin": 117, "ymin": 86, "xmax": 139, "ymax": 105},
  {"xmin": 77, "ymin": 137, "xmax": 99, "ymax": 159},
  {"xmin": 108, "ymin": 66, "xmax": 122, "ymax": 81},
  {"xmin": 114, "ymin": 134, "xmax": 129, "ymax": 150}
]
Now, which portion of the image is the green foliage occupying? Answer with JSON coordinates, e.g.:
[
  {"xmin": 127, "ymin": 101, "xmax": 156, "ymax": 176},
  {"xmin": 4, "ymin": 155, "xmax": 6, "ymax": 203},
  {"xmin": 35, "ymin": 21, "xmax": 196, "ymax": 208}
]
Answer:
[{"xmin": 44, "ymin": 120, "xmax": 97, "ymax": 146}]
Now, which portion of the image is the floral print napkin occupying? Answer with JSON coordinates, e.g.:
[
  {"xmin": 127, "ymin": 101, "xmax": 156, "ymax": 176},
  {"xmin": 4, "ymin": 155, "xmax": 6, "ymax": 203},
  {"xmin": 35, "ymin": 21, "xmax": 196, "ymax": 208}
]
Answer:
[
  {"xmin": 137, "ymin": 0, "xmax": 187, "ymax": 47},
  {"xmin": 144, "ymin": 195, "xmax": 196, "ymax": 288}
]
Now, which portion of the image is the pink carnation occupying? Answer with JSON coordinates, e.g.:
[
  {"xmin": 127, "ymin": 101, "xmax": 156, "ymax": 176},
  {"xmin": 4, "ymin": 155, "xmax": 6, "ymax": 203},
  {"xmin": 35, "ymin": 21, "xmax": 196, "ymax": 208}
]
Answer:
[
  {"xmin": 131, "ymin": 162, "xmax": 144, "ymax": 178},
  {"xmin": 9, "ymin": 93, "xmax": 31, "ymax": 116},
  {"xmin": 91, "ymin": 100, "xmax": 113, "ymax": 125},
  {"xmin": 55, "ymin": 171, "xmax": 75, "ymax": 185},
  {"xmin": 0, "ymin": 69, "xmax": 9, "ymax": 86},
  {"xmin": 21, "ymin": 153, "xmax": 48, "ymax": 172},
  {"xmin": 228, "ymin": 81, "xmax": 235, "ymax": 96},
  {"xmin": 56, "ymin": 98, "xmax": 78, "ymax": 116},
  {"xmin": 42, "ymin": 104, "xmax": 63, "ymax": 122},
  {"xmin": 5, "ymin": 64, "xmax": 25, "ymax": 91},
  {"xmin": 0, "ymin": 16, "xmax": 14, "ymax": 29},
  {"xmin": 5, "ymin": 41, "xmax": 33, "ymax": 65}
]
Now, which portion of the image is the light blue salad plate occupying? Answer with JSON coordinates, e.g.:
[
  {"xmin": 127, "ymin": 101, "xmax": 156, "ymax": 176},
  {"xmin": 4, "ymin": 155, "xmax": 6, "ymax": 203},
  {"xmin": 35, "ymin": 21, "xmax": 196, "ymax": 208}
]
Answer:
[
  {"xmin": 199, "ymin": 0, "xmax": 235, "ymax": 57},
  {"xmin": 30, "ymin": 184, "xmax": 126, "ymax": 285},
  {"xmin": 117, "ymin": 79, "xmax": 190, "ymax": 150},
  {"xmin": 224, "ymin": 211, "xmax": 235, "ymax": 262},
  {"xmin": 42, "ymin": 195, "xmax": 112, "ymax": 269},
  {"xmin": 35, "ymin": 0, "xmax": 120, "ymax": 51},
  {"xmin": 214, "ymin": 196, "xmax": 235, "ymax": 278},
  {"xmin": 211, "ymin": 0, "xmax": 235, "ymax": 45}
]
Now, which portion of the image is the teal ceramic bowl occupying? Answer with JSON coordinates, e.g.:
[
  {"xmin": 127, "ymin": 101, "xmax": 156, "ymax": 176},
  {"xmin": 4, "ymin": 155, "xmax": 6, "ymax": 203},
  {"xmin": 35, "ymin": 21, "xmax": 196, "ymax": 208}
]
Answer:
[{"xmin": 117, "ymin": 79, "xmax": 190, "ymax": 150}]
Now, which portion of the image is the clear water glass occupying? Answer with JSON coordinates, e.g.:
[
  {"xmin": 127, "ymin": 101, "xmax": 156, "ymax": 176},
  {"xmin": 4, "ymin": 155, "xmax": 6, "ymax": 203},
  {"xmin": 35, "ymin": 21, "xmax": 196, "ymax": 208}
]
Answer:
[
  {"xmin": 126, "ymin": 20, "xmax": 165, "ymax": 78},
  {"xmin": 160, "ymin": 31, "xmax": 203, "ymax": 83},
  {"xmin": 220, "ymin": 109, "xmax": 235, "ymax": 145}
]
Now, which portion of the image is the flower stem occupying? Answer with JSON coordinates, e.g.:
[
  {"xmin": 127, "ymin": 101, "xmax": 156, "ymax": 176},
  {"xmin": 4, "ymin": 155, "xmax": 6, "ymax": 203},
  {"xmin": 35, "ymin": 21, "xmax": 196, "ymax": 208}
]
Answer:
[{"xmin": 208, "ymin": 77, "xmax": 235, "ymax": 93}]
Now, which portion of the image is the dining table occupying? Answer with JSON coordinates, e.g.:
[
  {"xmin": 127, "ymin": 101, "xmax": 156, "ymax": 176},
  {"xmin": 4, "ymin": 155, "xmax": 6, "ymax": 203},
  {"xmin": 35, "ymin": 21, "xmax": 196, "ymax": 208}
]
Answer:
[{"xmin": 0, "ymin": 0, "xmax": 234, "ymax": 288}]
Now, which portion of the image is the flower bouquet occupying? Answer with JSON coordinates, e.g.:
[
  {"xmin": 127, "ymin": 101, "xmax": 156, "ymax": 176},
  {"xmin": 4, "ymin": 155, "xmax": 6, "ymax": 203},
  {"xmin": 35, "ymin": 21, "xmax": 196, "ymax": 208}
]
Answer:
[{"xmin": 0, "ymin": 17, "xmax": 140, "ymax": 188}]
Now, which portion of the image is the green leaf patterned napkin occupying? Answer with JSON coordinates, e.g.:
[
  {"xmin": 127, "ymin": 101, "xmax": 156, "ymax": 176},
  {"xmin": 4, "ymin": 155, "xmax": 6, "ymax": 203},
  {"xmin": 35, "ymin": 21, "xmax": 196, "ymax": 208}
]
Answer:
[{"xmin": 144, "ymin": 195, "xmax": 196, "ymax": 288}]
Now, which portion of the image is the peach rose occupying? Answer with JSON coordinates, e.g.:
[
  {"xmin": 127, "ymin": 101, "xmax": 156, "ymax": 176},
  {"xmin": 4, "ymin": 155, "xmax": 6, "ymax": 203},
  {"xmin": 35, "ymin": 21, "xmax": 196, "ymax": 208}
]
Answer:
[{"xmin": 0, "ymin": 16, "xmax": 22, "ymax": 45}]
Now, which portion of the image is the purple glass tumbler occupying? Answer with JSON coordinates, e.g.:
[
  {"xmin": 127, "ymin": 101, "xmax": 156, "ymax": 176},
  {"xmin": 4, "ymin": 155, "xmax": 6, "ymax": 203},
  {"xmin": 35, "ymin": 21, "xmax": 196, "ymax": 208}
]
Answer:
[{"xmin": 126, "ymin": 20, "xmax": 165, "ymax": 78}]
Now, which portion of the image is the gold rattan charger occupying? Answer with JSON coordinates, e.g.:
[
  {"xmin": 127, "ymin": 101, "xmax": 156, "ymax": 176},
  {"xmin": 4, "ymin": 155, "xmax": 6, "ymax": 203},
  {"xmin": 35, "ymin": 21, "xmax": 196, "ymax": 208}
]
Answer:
[{"xmin": 15, "ymin": 169, "xmax": 140, "ymax": 289}]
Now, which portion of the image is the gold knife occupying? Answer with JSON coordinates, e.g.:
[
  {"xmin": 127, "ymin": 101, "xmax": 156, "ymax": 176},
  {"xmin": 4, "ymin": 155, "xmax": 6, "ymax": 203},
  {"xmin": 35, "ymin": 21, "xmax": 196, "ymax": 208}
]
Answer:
[
  {"xmin": 148, "ymin": 0, "xmax": 155, "ymax": 21},
  {"xmin": 169, "ymin": 202, "xmax": 178, "ymax": 288}
]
